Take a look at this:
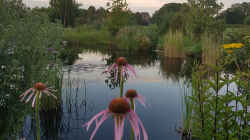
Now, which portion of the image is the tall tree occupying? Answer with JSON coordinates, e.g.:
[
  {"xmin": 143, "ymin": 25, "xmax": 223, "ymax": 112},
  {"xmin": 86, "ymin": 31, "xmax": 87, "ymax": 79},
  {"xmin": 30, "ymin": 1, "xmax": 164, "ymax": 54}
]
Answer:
[
  {"xmin": 106, "ymin": 0, "xmax": 135, "ymax": 35},
  {"xmin": 219, "ymin": 2, "xmax": 250, "ymax": 24},
  {"xmin": 152, "ymin": 3, "xmax": 184, "ymax": 34},
  {"xmin": 49, "ymin": 0, "xmax": 80, "ymax": 27},
  {"xmin": 185, "ymin": 0, "xmax": 224, "ymax": 38}
]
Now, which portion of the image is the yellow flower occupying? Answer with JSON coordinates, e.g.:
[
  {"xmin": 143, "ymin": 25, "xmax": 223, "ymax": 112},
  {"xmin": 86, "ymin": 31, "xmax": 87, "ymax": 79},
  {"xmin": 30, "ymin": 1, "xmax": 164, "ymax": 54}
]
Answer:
[{"xmin": 222, "ymin": 43, "xmax": 244, "ymax": 49}]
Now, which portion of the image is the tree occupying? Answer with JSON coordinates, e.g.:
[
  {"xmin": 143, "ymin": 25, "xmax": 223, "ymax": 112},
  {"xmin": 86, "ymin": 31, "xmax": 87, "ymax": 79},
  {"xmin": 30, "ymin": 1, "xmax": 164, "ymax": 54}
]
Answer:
[
  {"xmin": 152, "ymin": 3, "xmax": 184, "ymax": 34},
  {"xmin": 185, "ymin": 0, "xmax": 224, "ymax": 38},
  {"xmin": 219, "ymin": 2, "xmax": 250, "ymax": 24},
  {"xmin": 49, "ymin": 0, "xmax": 81, "ymax": 27},
  {"xmin": 105, "ymin": 0, "xmax": 135, "ymax": 35}
]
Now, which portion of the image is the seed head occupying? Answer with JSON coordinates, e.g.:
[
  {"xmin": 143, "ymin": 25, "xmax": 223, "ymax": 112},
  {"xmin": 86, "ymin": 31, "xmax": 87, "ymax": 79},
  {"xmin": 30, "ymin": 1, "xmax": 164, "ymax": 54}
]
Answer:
[
  {"xmin": 109, "ymin": 98, "xmax": 130, "ymax": 114},
  {"xmin": 34, "ymin": 82, "xmax": 46, "ymax": 91},
  {"xmin": 115, "ymin": 57, "xmax": 127, "ymax": 66},
  {"xmin": 125, "ymin": 89, "xmax": 138, "ymax": 98}
]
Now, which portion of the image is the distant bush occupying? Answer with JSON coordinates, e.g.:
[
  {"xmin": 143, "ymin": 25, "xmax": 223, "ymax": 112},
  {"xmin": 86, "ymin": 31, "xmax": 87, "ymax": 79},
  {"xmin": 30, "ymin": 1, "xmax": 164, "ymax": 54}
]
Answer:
[
  {"xmin": 63, "ymin": 25, "xmax": 112, "ymax": 47},
  {"xmin": 115, "ymin": 25, "xmax": 159, "ymax": 51}
]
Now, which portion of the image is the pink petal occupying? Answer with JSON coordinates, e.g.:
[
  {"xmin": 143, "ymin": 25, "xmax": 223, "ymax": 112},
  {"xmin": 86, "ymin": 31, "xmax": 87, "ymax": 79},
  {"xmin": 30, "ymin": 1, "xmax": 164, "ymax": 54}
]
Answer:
[
  {"xmin": 39, "ymin": 92, "xmax": 42, "ymax": 99},
  {"xmin": 83, "ymin": 109, "xmax": 109, "ymax": 131},
  {"xmin": 128, "ymin": 114, "xmax": 140, "ymax": 140},
  {"xmin": 122, "ymin": 66, "xmax": 126, "ymax": 78},
  {"xmin": 32, "ymin": 94, "xmax": 37, "ymax": 108},
  {"xmin": 114, "ymin": 117, "xmax": 118, "ymax": 140},
  {"xmin": 19, "ymin": 88, "xmax": 33, "ymax": 97},
  {"xmin": 43, "ymin": 90, "xmax": 57, "ymax": 100},
  {"xmin": 106, "ymin": 63, "xmax": 116, "ymax": 73},
  {"xmin": 20, "ymin": 88, "xmax": 33, "ymax": 102},
  {"xmin": 130, "ymin": 111, "xmax": 148, "ymax": 140},
  {"xmin": 115, "ymin": 66, "xmax": 119, "ymax": 81},
  {"xmin": 25, "ymin": 92, "xmax": 34, "ymax": 103},
  {"xmin": 89, "ymin": 111, "xmax": 110, "ymax": 140},
  {"xmin": 136, "ymin": 94, "xmax": 146, "ymax": 107},
  {"xmin": 127, "ymin": 64, "xmax": 136, "ymax": 77},
  {"xmin": 115, "ymin": 116, "xmax": 125, "ymax": 140}
]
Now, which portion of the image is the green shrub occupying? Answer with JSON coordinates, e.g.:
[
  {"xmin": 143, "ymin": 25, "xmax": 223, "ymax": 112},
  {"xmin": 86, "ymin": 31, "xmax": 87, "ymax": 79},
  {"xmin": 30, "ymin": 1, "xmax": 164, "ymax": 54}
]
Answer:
[
  {"xmin": 115, "ymin": 25, "xmax": 158, "ymax": 51},
  {"xmin": 63, "ymin": 25, "xmax": 112, "ymax": 47}
]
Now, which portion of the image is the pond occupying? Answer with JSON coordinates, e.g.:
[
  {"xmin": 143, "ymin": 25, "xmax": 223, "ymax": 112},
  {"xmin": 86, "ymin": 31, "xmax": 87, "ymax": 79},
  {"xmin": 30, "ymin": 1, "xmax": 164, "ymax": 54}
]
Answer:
[{"xmin": 19, "ymin": 49, "xmax": 192, "ymax": 140}]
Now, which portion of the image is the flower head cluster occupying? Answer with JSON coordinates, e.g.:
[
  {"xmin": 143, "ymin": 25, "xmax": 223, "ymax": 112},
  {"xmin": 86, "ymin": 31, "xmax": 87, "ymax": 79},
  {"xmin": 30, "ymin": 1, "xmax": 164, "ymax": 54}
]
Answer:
[
  {"xmin": 222, "ymin": 43, "xmax": 244, "ymax": 49},
  {"xmin": 106, "ymin": 57, "xmax": 136, "ymax": 80},
  {"xmin": 19, "ymin": 82, "xmax": 57, "ymax": 107},
  {"xmin": 84, "ymin": 98, "xmax": 148, "ymax": 140}
]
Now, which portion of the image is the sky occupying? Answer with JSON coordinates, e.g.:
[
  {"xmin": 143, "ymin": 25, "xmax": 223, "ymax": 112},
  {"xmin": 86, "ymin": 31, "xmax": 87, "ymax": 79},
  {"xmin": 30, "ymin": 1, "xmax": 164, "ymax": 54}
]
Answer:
[{"xmin": 23, "ymin": 0, "xmax": 250, "ymax": 14}]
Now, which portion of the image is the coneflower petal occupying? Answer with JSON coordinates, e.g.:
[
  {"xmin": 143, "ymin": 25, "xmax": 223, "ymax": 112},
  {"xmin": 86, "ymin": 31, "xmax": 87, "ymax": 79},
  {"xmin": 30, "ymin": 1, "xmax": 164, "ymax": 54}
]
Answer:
[
  {"xmin": 115, "ymin": 66, "xmax": 119, "ymax": 81},
  {"xmin": 117, "ymin": 117, "xmax": 125, "ymax": 140},
  {"xmin": 39, "ymin": 92, "xmax": 42, "ymax": 99},
  {"xmin": 32, "ymin": 94, "xmax": 37, "ymax": 108},
  {"xmin": 106, "ymin": 63, "xmax": 116, "ymax": 73},
  {"xmin": 83, "ymin": 109, "xmax": 108, "ymax": 131},
  {"xmin": 19, "ymin": 88, "xmax": 33, "ymax": 98},
  {"xmin": 89, "ymin": 112, "xmax": 110, "ymax": 140},
  {"xmin": 136, "ymin": 94, "xmax": 146, "ymax": 107},
  {"xmin": 127, "ymin": 64, "xmax": 136, "ymax": 77},
  {"xmin": 128, "ymin": 113, "xmax": 140, "ymax": 140},
  {"xmin": 25, "ymin": 92, "xmax": 34, "ymax": 103},
  {"xmin": 43, "ymin": 90, "xmax": 57, "ymax": 99},
  {"xmin": 130, "ymin": 111, "xmax": 148, "ymax": 140}
]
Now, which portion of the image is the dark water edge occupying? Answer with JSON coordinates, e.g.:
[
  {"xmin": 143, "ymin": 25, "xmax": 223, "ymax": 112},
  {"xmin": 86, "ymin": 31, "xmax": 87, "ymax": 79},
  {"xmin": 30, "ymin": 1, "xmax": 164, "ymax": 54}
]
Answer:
[{"xmin": 2, "ymin": 48, "xmax": 195, "ymax": 140}]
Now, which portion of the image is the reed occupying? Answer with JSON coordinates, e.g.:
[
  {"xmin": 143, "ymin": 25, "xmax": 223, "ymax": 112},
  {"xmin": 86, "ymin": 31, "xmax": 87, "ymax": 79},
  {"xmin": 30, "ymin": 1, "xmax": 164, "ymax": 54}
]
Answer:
[
  {"xmin": 163, "ymin": 30, "xmax": 186, "ymax": 58},
  {"xmin": 201, "ymin": 34, "xmax": 221, "ymax": 65}
]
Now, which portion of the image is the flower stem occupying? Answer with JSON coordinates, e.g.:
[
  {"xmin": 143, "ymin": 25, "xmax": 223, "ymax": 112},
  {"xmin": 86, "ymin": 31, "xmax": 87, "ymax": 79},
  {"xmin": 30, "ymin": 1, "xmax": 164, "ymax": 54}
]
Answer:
[
  {"xmin": 119, "ymin": 66, "xmax": 124, "ymax": 97},
  {"xmin": 129, "ymin": 99, "xmax": 135, "ymax": 140},
  {"xmin": 35, "ymin": 91, "xmax": 41, "ymax": 140}
]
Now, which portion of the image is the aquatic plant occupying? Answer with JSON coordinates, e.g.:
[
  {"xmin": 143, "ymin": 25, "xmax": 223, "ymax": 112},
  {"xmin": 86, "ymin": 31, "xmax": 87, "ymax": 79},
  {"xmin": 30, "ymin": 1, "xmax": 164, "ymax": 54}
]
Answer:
[
  {"xmin": 20, "ymin": 82, "xmax": 57, "ymax": 140},
  {"xmin": 84, "ymin": 97, "xmax": 148, "ymax": 140}
]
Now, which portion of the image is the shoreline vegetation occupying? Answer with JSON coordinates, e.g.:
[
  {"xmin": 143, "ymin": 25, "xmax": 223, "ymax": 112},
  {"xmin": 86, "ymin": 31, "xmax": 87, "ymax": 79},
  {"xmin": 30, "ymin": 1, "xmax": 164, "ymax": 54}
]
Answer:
[{"xmin": 1, "ymin": 0, "xmax": 250, "ymax": 139}]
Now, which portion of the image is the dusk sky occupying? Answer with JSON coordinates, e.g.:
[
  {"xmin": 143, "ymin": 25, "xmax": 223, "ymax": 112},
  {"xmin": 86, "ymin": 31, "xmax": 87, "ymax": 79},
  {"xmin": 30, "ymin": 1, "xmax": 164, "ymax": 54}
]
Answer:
[{"xmin": 23, "ymin": 0, "xmax": 250, "ymax": 14}]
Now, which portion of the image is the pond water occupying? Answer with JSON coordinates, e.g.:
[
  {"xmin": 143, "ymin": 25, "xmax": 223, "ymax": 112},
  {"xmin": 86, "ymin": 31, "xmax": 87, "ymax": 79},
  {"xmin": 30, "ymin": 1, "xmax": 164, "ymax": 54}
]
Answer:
[{"xmin": 20, "ymin": 49, "xmax": 192, "ymax": 140}]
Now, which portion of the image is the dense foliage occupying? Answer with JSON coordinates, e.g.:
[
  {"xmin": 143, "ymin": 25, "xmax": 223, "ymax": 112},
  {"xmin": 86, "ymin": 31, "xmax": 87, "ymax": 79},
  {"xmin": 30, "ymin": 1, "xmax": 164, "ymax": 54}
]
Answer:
[{"xmin": 0, "ymin": 0, "xmax": 63, "ymax": 138}]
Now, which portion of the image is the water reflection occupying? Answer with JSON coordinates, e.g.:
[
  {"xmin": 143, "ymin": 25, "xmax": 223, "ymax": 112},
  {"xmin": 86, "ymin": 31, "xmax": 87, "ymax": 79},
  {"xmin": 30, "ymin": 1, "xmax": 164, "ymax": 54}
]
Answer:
[{"xmin": 19, "ymin": 49, "xmax": 193, "ymax": 140}]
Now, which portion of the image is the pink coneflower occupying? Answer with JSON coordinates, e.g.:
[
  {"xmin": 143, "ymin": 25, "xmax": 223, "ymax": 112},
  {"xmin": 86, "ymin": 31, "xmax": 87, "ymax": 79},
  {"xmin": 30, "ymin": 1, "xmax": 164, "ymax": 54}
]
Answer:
[
  {"xmin": 125, "ymin": 89, "xmax": 146, "ymax": 108},
  {"xmin": 19, "ymin": 82, "xmax": 57, "ymax": 107},
  {"xmin": 84, "ymin": 98, "xmax": 148, "ymax": 140},
  {"xmin": 106, "ymin": 57, "xmax": 136, "ymax": 80}
]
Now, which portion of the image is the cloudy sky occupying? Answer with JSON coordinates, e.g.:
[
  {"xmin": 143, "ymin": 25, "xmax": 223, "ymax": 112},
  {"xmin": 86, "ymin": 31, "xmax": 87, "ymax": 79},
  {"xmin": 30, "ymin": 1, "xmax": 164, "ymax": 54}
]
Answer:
[{"xmin": 23, "ymin": 0, "xmax": 250, "ymax": 14}]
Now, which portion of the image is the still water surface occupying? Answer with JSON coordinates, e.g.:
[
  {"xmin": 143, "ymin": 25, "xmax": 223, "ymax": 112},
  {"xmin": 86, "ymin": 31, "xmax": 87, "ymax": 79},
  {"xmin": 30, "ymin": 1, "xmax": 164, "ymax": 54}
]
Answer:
[{"xmin": 21, "ymin": 49, "xmax": 191, "ymax": 140}]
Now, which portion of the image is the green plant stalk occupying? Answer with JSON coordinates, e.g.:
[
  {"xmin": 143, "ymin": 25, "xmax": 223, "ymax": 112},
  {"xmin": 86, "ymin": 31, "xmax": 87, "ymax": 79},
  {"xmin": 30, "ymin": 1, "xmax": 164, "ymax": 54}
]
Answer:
[
  {"xmin": 213, "ymin": 64, "xmax": 219, "ymax": 140},
  {"xmin": 35, "ymin": 91, "xmax": 41, "ymax": 140},
  {"xmin": 225, "ymin": 76, "xmax": 229, "ymax": 140},
  {"xmin": 120, "ymin": 66, "xmax": 124, "ymax": 97},
  {"xmin": 130, "ymin": 98, "xmax": 135, "ymax": 140}
]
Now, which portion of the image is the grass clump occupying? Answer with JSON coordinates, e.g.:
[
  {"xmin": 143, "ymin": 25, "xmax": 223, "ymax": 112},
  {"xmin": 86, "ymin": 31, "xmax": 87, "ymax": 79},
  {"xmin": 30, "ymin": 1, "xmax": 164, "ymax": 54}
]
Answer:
[{"xmin": 163, "ymin": 30, "xmax": 201, "ymax": 58}]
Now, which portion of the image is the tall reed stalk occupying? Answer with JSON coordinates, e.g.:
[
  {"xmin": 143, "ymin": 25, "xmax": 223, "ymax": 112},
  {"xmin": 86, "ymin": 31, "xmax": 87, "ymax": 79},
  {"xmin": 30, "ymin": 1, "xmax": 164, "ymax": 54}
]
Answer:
[{"xmin": 163, "ymin": 30, "xmax": 185, "ymax": 58}]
